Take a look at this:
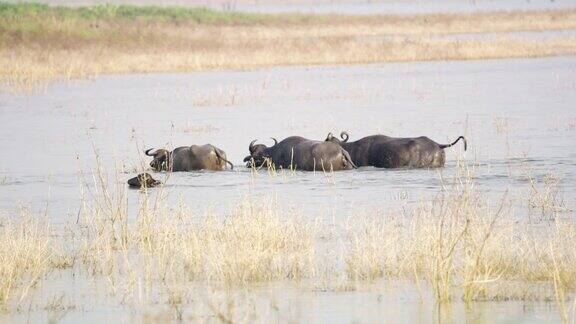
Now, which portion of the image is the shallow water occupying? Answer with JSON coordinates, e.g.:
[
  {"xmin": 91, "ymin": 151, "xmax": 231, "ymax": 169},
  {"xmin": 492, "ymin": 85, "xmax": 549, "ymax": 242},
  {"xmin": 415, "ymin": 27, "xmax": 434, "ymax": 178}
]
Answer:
[
  {"xmin": 1, "ymin": 56, "xmax": 574, "ymax": 221},
  {"xmin": 0, "ymin": 56, "xmax": 575, "ymax": 322}
]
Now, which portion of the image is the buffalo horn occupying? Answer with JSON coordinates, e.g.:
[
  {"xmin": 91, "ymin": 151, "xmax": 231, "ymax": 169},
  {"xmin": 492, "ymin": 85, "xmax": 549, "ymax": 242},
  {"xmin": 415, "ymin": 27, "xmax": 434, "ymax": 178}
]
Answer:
[{"xmin": 249, "ymin": 139, "xmax": 257, "ymax": 153}]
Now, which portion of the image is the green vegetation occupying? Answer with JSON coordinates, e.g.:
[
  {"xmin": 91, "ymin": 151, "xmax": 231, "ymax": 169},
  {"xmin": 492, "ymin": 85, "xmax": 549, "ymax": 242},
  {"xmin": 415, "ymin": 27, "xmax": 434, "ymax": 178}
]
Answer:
[{"xmin": 0, "ymin": 2, "xmax": 268, "ymax": 24}]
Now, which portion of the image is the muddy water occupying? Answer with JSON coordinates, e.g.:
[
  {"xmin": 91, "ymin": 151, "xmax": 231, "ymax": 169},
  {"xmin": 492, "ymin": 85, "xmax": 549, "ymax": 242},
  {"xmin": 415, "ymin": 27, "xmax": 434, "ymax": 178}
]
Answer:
[{"xmin": 0, "ymin": 57, "xmax": 575, "ymax": 322}]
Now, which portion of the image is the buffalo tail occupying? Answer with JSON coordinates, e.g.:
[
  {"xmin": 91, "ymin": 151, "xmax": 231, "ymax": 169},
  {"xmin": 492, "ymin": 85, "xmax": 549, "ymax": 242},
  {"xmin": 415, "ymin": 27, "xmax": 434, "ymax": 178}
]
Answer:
[
  {"xmin": 214, "ymin": 149, "xmax": 234, "ymax": 170},
  {"xmin": 439, "ymin": 136, "xmax": 467, "ymax": 151}
]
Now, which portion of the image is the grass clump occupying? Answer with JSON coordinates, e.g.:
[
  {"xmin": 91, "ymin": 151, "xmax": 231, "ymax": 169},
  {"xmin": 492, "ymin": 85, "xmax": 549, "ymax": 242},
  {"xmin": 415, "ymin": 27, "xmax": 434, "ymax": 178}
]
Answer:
[
  {"xmin": 78, "ymin": 168, "xmax": 315, "ymax": 289},
  {"xmin": 346, "ymin": 165, "xmax": 576, "ymax": 305},
  {"xmin": 0, "ymin": 212, "xmax": 54, "ymax": 310},
  {"xmin": 178, "ymin": 199, "xmax": 315, "ymax": 283},
  {"xmin": 527, "ymin": 170, "xmax": 572, "ymax": 215}
]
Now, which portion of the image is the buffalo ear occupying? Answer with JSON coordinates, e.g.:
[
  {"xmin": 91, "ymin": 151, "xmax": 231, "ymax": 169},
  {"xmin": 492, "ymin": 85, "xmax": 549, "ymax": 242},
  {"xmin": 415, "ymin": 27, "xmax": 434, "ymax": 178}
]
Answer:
[{"xmin": 325, "ymin": 132, "xmax": 333, "ymax": 141}]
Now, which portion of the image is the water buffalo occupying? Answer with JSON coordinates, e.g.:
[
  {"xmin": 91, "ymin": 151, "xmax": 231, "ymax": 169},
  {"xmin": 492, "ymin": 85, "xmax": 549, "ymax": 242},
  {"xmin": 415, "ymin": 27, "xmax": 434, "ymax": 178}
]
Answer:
[
  {"xmin": 127, "ymin": 173, "xmax": 161, "ymax": 189},
  {"xmin": 325, "ymin": 131, "xmax": 466, "ymax": 168},
  {"xmin": 145, "ymin": 144, "xmax": 234, "ymax": 172},
  {"xmin": 243, "ymin": 136, "xmax": 356, "ymax": 171}
]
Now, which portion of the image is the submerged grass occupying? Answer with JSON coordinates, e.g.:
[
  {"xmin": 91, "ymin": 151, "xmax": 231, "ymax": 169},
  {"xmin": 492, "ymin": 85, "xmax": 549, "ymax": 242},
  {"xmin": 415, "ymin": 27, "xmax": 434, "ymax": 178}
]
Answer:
[{"xmin": 2, "ymin": 3, "xmax": 576, "ymax": 90}]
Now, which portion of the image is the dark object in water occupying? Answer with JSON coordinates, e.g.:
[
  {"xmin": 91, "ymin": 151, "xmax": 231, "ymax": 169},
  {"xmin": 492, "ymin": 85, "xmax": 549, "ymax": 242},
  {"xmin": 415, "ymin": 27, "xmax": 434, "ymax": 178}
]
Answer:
[
  {"xmin": 243, "ymin": 136, "xmax": 356, "ymax": 171},
  {"xmin": 144, "ymin": 144, "xmax": 233, "ymax": 172},
  {"xmin": 325, "ymin": 131, "xmax": 467, "ymax": 168},
  {"xmin": 127, "ymin": 173, "xmax": 161, "ymax": 189}
]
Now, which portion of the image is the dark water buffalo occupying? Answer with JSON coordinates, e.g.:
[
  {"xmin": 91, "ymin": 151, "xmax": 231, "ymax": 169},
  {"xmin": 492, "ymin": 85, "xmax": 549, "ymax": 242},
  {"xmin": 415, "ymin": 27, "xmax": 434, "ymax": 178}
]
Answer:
[
  {"xmin": 325, "ymin": 131, "xmax": 466, "ymax": 168},
  {"xmin": 243, "ymin": 136, "xmax": 356, "ymax": 171},
  {"xmin": 145, "ymin": 144, "xmax": 233, "ymax": 172},
  {"xmin": 127, "ymin": 173, "xmax": 161, "ymax": 189}
]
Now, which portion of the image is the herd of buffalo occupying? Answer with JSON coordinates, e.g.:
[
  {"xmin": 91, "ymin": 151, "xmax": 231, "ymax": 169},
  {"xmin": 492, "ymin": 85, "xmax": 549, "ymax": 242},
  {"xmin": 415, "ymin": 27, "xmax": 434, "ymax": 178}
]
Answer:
[{"xmin": 127, "ymin": 131, "xmax": 467, "ymax": 188}]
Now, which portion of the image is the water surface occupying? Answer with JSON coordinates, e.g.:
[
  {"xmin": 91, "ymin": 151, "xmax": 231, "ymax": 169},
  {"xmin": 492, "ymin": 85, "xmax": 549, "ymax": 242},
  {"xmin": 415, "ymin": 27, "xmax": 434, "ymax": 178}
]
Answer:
[
  {"xmin": 1, "ymin": 56, "xmax": 574, "ymax": 220},
  {"xmin": 0, "ymin": 56, "xmax": 575, "ymax": 322}
]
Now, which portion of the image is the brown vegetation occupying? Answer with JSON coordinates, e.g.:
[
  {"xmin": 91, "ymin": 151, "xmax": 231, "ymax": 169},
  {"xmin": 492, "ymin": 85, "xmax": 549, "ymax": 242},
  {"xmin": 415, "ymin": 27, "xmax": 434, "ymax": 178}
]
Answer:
[
  {"xmin": 345, "ymin": 164, "xmax": 576, "ymax": 307},
  {"xmin": 1, "ymin": 4, "xmax": 576, "ymax": 90},
  {"xmin": 0, "ymin": 213, "xmax": 54, "ymax": 310}
]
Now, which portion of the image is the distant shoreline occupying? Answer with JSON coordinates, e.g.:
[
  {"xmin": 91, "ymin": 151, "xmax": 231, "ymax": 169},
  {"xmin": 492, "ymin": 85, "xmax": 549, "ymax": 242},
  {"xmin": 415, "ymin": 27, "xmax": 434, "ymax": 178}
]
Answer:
[
  {"xmin": 2, "ymin": 3, "xmax": 576, "ymax": 90},
  {"xmin": 4, "ymin": 0, "xmax": 576, "ymax": 15}
]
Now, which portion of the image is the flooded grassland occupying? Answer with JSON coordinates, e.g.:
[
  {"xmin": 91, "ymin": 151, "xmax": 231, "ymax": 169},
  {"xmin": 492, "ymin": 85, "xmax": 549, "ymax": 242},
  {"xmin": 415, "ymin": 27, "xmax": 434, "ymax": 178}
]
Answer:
[{"xmin": 0, "ymin": 54, "xmax": 574, "ymax": 322}]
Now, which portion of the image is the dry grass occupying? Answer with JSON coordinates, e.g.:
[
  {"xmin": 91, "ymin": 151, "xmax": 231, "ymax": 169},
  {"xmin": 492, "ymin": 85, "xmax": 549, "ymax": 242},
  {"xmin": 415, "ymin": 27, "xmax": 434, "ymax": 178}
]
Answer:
[
  {"xmin": 345, "ymin": 165, "xmax": 576, "ymax": 307},
  {"xmin": 78, "ymin": 165, "xmax": 315, "ymax": 293},
  {"xmin": 71, "ymin": 156, "xmax": 576, "ymax": 315},
  {"xmin": 2, "ymin": 4, "xmax": 576, "ymax": 90},
  {"xmin": 493, "ymin": 117, "xmax": 513, "ymax": 134},
  {"xmin": 526, "ymin": 170, "xmax": 572, "ymax": 215},
  {"xmin": 0, "ymin": 212, "xmax": 54, "ymax": 310},
  {"xmin": 1, "ymin": 147, "xmax": 575, "ymax": 320},
  {"xmin": 180, "ymin": 123, "xmax": 219, "ymax": 134}
]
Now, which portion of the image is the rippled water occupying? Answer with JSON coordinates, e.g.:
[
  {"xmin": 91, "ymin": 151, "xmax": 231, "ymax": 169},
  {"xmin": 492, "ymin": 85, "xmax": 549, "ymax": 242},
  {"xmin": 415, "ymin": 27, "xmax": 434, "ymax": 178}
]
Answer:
[
  {"xmin": 0, "ymin": 56, "xmax": 575, "ymax": 322},
  {"xmin": 1, "ymin": 56, "xmax": 574, "ymax": 220}
]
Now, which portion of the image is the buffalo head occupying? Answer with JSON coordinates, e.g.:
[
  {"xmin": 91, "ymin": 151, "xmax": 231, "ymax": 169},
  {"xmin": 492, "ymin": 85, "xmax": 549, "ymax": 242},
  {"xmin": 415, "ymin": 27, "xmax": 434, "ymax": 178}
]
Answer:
[
  {"xmin": 127, "ymin": 173, "xmax": 161, "ymax": 189},
  {"xmin": 325, "ymin": 131, "xmax": 349, "ymax": 145},
  {"xmin": 243, "ymin": 138, "xmax": 277, "ymax": 168},
  {"xmin": 145, "ymin": 148, "xmax": 170, "ymax": 171}
]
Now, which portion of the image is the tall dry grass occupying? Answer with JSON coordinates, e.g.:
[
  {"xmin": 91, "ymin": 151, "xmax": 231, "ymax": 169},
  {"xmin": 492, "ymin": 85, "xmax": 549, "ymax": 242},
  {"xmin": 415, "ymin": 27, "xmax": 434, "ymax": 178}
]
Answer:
[
  {"xmin": 1, "ymin": 147, "xmax": 575, "ymax": 320},
  {"xmin": 78, "ymin": 164, "xmax": 316, "ymax": 298},
  {"xmin": 76, "ymin": 157, "xmax": 576, "ymax": 310},
  {"xmin": 0, "ymin": 212, "xmax": 54, "ymax": 310},
  {"xmin": 2, "ymin": 4, "xmax": 576, "ymax": 90},
  {"xmin": 346, "ymin": 164, "xmax": 576, "ymax": 308}
]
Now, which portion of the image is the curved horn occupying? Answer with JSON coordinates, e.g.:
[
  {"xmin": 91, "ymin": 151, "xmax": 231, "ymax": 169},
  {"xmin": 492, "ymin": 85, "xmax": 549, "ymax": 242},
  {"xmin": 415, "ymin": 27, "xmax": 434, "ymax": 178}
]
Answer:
[
  {"xmin": 144, "ymin": 148, "xmax": 156, "ymax": 156},
  {"xmin": 270, "ymin": 137, "xmax": 278, "ymax": 146},
  {"xmin": 249, "ymin": 139, "xmax": 257, "ymax": 153},
  {"xmin": 340, "ymin": 131, "xmax": 350, "ymax": 142}
]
